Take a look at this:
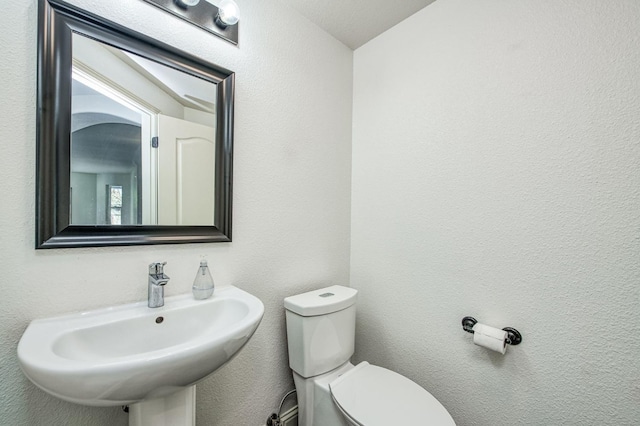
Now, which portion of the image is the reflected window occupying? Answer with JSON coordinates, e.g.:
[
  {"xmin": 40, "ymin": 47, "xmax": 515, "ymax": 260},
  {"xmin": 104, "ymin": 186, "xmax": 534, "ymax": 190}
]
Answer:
[{"xmin": 108, "ymin": 185, "xmax": 123, "ymax": 225}]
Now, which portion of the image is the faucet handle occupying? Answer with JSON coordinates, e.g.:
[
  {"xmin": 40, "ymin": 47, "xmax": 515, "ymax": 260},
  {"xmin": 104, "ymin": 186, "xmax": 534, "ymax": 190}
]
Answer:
[{"xmin": 149, "ymin": 261, "xmax": 167, "ymax": 275}]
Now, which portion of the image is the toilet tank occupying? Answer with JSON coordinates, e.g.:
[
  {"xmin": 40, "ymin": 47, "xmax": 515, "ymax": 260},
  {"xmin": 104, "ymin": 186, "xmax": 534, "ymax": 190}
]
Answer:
[{"xmin": 285, "ymin": 285, "xmax": 358, "ymax": 378}]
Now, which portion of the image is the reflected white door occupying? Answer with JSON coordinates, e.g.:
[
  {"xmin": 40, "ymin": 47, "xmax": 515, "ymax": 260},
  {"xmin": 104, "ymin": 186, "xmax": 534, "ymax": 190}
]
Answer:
[{"xmin": 157, "ymin": 114, "xmax": 216, "ymax": 225}]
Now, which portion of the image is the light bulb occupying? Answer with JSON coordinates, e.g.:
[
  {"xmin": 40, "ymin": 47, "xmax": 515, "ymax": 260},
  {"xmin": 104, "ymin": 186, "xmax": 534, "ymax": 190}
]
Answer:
[
  {"xmin": 175, "ymin": 0, "xmax": 200, "ymax": 7},
  {"xmin": 216, "ymin": 0, "xmax": 240, "ymax": 27}
]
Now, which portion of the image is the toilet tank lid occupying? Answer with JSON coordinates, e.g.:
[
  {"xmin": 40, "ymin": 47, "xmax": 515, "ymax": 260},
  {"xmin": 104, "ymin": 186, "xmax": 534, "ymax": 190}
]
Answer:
[{"xmin": 284, "ymin": 285, "xmax": 357, "ymax": 317}]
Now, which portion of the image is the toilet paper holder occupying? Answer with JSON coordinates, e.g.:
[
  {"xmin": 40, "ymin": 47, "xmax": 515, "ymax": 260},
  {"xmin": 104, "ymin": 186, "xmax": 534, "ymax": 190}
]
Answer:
[{"xmin": 461, "ymin": 316, "xmax": 522, "ymax": 345}]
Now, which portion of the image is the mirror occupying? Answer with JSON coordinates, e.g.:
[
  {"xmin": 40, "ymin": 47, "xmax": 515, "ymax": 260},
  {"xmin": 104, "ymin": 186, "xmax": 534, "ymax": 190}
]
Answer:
[
  {"xmin": 36, "ymin": 0, "xmax": 234, "ymax": 248},
  {"xmin": 71, "ymin": 34, "xmax": 218, "ymax": 226}
]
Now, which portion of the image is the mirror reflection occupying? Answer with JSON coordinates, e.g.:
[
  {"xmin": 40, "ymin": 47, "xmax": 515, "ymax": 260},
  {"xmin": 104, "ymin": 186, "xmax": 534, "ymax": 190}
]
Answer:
[{"xmin": 71, "ymin": 33, "xmax": 217, "ymax": 226}]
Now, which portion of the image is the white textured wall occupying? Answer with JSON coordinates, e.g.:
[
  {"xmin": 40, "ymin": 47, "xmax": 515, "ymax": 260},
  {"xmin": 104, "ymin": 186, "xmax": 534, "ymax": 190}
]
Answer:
[
  {"xmin": 0, "ymin": 0, "xmax": 352, "ymax": 425},
  {"xmin": 351, "ymin": 1, "xmax": 640, "ymax": 425}
]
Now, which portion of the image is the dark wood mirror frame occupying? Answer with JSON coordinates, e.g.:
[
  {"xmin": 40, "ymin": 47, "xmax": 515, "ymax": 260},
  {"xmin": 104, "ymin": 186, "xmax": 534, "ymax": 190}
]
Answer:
[{"xmin": 36, "ymin": 0, "xmax": 234, "ymax": 248}]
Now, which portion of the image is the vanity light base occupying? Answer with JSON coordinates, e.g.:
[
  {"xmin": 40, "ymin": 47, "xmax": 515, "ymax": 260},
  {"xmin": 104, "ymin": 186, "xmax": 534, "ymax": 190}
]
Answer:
[
  {"xmin": 142, "ymin": 0, "xmax": 238, "ymax": 45},
  {"xmin": 129, "ymin": 386, "xmax": 196, "ymax": 426}
]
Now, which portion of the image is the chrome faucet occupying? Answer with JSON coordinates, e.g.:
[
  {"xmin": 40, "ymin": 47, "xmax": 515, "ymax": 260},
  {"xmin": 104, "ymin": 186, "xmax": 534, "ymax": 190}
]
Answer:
[{"xmin": 148, "ymin": 262, "xmax": 170, "ymax": 308}]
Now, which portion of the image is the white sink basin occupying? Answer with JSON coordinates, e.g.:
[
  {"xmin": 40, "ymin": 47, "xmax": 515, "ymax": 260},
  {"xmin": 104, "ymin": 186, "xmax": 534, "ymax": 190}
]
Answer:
[{"xmin": 17, "ymin": 286, "xmax": 264, "ymax": 407}]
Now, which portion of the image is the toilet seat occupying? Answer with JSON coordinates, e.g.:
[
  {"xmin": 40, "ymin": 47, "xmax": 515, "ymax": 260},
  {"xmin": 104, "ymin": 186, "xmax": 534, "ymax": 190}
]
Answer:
[{"xmin": 329, "ymin": 362, "xmax": 456, "ymax": 426}]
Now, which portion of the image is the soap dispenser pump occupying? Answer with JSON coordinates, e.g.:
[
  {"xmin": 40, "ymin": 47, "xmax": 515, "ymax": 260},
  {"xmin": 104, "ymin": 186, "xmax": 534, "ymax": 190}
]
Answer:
[{"xmin": 192, "ymin": 260, "xmax": 215, "ymax": 300}]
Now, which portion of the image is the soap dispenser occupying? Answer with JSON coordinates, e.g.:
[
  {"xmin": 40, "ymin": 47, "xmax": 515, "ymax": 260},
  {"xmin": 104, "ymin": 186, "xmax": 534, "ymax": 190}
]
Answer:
[{"xmin": 192, "ymin": 260, "xmax": 215, "ymax": 300}]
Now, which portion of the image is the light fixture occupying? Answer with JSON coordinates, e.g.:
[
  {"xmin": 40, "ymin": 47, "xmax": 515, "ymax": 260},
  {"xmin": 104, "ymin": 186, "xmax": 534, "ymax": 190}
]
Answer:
[
  {"xmin": 215, "ymin": 0, "xmax": 240, "ymax": 28},
  {"xmin": 142, "ymin": 0, "xmax": 240, "ymax": 45},
  {"xmin": 175, "ymin": 0, "xmax": 200, "ymax": 7}
]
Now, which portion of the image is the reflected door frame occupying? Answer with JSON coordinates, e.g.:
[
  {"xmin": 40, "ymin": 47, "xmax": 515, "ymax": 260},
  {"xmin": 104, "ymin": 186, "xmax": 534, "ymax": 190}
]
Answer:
[{"xmin": 72, "ymin": 65, "xmax": 159, "ymax": 225}]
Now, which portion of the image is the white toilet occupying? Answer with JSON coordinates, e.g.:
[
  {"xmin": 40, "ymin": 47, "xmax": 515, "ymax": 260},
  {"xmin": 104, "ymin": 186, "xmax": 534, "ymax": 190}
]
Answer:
[{"xmin": 285, "ymin": 285, "xmax": 456, "ymax": 426}]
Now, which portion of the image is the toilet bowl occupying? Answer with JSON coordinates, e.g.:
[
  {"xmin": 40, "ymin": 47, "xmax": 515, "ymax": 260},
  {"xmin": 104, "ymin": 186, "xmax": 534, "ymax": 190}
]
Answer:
[{"xmin": 285, "ymin": 285, "xmax": 455, "ymax": 426}]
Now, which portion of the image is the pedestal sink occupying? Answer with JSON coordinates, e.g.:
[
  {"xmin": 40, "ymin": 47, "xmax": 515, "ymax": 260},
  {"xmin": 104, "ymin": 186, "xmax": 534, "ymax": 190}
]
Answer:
[{"xmin": 18, "ymin": 285, "xmax": 264, "ymax": 425}]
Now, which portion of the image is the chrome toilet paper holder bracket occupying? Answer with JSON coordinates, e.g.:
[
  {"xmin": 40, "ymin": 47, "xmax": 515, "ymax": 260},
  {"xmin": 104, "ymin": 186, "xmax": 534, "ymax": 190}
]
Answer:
[{"xmin": 461, "ymin": 316, "xmax": 522, "ymax": 345}]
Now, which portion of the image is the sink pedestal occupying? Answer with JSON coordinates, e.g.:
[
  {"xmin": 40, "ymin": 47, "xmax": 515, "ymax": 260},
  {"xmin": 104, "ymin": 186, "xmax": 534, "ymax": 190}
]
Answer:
[{"xmin": 129, "ymin": 386, "xmax": 196, "ymax": 426}]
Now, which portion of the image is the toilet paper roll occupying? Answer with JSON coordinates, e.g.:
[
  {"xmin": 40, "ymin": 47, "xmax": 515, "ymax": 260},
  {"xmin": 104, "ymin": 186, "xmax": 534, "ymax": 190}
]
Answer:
[{"xmin": 472, "ymin": 323, "xmax": 508, "ymax": 354}]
